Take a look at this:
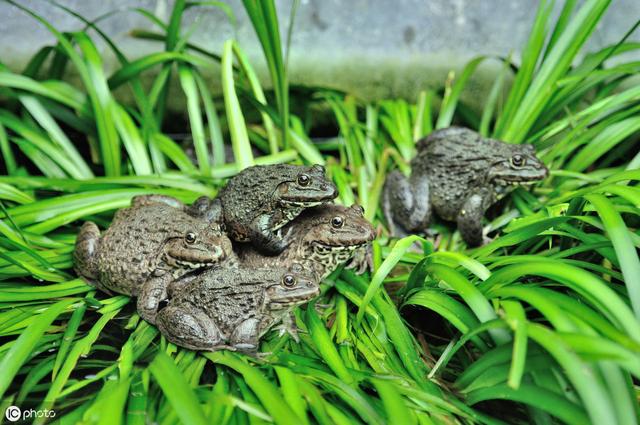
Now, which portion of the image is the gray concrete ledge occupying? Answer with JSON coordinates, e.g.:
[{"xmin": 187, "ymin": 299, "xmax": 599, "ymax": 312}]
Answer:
[{"xmin": 1, "ymin": 0, "xmax": 638, "ymax": 105}]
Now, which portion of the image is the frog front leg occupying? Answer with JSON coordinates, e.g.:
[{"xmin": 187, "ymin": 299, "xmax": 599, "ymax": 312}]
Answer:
[
  {"xmin": 136, "ymin": 272, "xmax": 173, "ymax": 324},
  {"xmin": 456, "ymin": 188, "xmax": 492, "ymax": 247},
  {"xmin": 345, "ymin": 245, "xmax": 373, "ymax": 274},
  {"xmin": 229, "ymin": 317, "xmax": 261, "ymax": 351},
  {"xmin": 131, "ymin": 195, "xmax": 185, "ymax": 209},
  {"xmin": 276, "ymin": 311, "xmax": 303, "ymax": 341},
  {"xmin": 248, "ymin": 215, "xmax": 288, "ymax": 255},
  {"xmin": 156, "ymin": 305, "xmax": 224, "ymax": 351},
  {"xmin": 383, "ymin": 170, "xmax": 431, "ymax": 235}
]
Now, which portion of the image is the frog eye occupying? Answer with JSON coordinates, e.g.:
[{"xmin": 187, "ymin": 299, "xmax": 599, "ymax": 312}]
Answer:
[
  {"xmin": 510, "ymin": 154, "xmax": 526, "ymax": 168},
  {"xmin": 282, "ymin": 274, "xmax": 297, "ymax": 287},
  {"xmin": 331, "ymin": 216, "xmax": 344, "ymax": 228},
  {"xmin": 185, "ymin": 232, "xmax": 197, "ymax": 244},
  {"xmin": 298, "ymin": 174, "xmax": 311, "ymax": 186}
]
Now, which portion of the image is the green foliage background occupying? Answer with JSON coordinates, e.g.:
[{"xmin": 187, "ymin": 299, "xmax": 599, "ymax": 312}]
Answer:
[{"xmin": 0, "ymin": 0, "xmax": 639, "ymax": 424}]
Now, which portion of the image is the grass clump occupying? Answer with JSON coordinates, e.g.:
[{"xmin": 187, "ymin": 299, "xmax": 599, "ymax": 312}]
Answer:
[{"xmin": 0, "ymin": 0, "xmax": 639, "ymax": 424}]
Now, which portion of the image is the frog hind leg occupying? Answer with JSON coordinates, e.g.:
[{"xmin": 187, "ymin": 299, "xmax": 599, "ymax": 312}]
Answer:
[
  {"xmin": 156, "ymin": 305, "xmax": 223, "ymax": 351},
  {"xmin": 229, "ymin": 317, "xmax": 260, "ymax": 352},
  {"xmin": 131, "ymin": 194, "xmax": 185, "ymax": 209},
  {"xmin": 383, "ymin": 170, "xmax": 431, "ymax": 236},
  {"xmin": 248, "ymin": 215, "xmax": 288, "ymax": 255},
  {"xmin": 136, "ymin": 273, "xmax": 173, "ymax": 325},
  {"xmin": 456, "ymin": 189, "xmax": 491, "ymax": 247},
  {"xmin": 73, "ymin": 222, "xmax": 101, "ymax": 284}
]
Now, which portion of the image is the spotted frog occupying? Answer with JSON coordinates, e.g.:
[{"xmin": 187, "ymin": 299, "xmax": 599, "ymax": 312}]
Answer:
[
  {"xmin": 238, "ymin": 204, "xmax": 376, "ymax": 282},
  {"xmin": 383, "ymin": 127, "xmax": 548, "ymax": 246},
  {"xmin": 157, "ymin": 265, "xmax": 319, "ymax": 351},
  {"xmin": 190, "ymin": 164, "xmax": 337, "ymax": 255},
  {"xmin": 73, "ymin": 195, "xmax": 233, "ymax": 324}
]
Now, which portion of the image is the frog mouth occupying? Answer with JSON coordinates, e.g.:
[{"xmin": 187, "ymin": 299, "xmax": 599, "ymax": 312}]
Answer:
[
  {"xmin": 270, "ymin": 298, "xmax": 309, "ymax": 308},
  {"xmin": 493, "ymin": 178, "xmax": 538, "ymax": 187},
  {"xmin": 280, "ymin": 200, "xmax": 323, "ymax": 207},
  {"xmin": 312, "ymin": 241, "xmax": 366, "ymax": 254},
  {"xmin": 175, "ymin": 260, "xmax": 216, "ymax": 268},
  {"xmin": 270, "ymin": 292, "xmax": 318, "ymax": 308}
]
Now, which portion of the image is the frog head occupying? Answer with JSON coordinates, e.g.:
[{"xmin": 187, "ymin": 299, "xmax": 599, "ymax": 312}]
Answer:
[
  {"xmin": 425, "ymin": 127, "xmax": 548, "ymax": 196},
  {"xmin": 487, "ymin": 143, "xmax": 548, "ymax": 194},
  {"xmin": 293, "ymin": 204, "xmax": 375, "ymax": 275},
  {"xmin": 275, "ymin": 164, "xmax": 338, "ymax": 208},
  {"xmin": 164, "ymin": 225, "xmax": 231, "ymax": 270},
  {"xmin": 266, "ymin": 264, "xmax": 319, "ymax": 310}
]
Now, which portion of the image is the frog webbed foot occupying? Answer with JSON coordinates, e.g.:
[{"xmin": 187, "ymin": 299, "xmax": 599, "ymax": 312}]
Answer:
[
  {"xmin": 345, "ymin": 245, "xmax": 373, "ymax": 275},
  {"xmin": 278, "ymin": 224, "xmax": 296, "ymax": 247},
  {"xmin": 156, "ymin": 305, "xmax": 223, "ymax": 351},
  {"xmin": 272, "ymin": 312, "xmax": 304, "ymax": 342},
  {"xmin": 131, "ymin": 195, "xmax": 185, "ymax": 209},
  {"xmin": 249, "ymin": 216, "xmax": 289, "ymax": 255}
]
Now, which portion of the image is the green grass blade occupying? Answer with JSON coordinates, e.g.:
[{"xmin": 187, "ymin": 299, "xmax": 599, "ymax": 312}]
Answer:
[
  {"xmin": 0, "ymin": 121, "xmax": 17, "ymax": 174},
  {"xmin": 501, "ymin": 301, "xmax": 527, "ymax": 389},
  {"xmin": 586, "ymin": 194, "xmax": 640, "ymax": 318},
  {"xmin": 178, "ymin": 64, "xmax": 210, "ymax": 175},
  {"xmin": 221, "ymin": 40, "xmax": 254, "ymax": 170},
  {"xmin": 232, "ymin": 42, "xmax": 279, "ymax": 153},
  {"xmin": 194, "ymin": 72, "xmax": 225, "ymax": 166},
  {"xmin": 205, "ymin": 352, "xmax": 303, "ymax": 425},
  {"xmin": 241, "ymin": 0, "xmax": 289, "ymax": 149},
  {"xmin": 436, "ymin": 57, "xmax": 485, "ymax": 129},
  {"xmin": 493, "ymin": 0, "xmax": 553, "ymax": 137},
  {"xmin": 371, "ymin": 378, "xmax": 416, "ymax": 425},
  {"xmin": 0, "ymin": 298, "xmax": 75, "ymax": 400},
  {"xmin": 111, "ymin": 103, "xmax": 153, "ymax": 175},
  {"xmin": 466, "ymin": 383, "xmax": 589, "ymax": 425},
  {"xmin": 19, "ymin": 95, "xmax": 93, "ymax": 178},
  {"xmin": 150, "ymin": 133, "xmax": 199, "ymax": 173},
  {"xmin": 501, "ymin": 0, "xmax": 612, "ymax": 142},
  {"xmin": 149, "ymin": 351, "xmax": 208, "ymax": 425},
  {"xmin": 107, "ymin": 52, "xmax": 207, "ymax": 89}
]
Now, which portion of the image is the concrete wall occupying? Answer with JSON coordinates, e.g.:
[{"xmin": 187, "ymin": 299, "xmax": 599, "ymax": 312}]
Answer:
[{"xmin": 1, "ymin": 0, "xmax": 638, "ymax": 103}]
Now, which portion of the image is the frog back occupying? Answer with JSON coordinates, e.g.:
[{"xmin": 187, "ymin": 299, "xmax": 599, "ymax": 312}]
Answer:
[
  {"xmin": 414, "ymin": 127, "xmax": 495, "ymax": 220},
  {"xmin": 219, "ymin": 165, "xmax": 297, "ymax": 239},
  {"xmin": 94, "ymin": 204, "xmax": 198, "ymax": 294},
  {"xmin": 178, "ymin": 269, "xmax": 272, "ymax": 336},
  {"xmin": 185, "ymin": 270, "xmax": 267, "ymax": 336}
]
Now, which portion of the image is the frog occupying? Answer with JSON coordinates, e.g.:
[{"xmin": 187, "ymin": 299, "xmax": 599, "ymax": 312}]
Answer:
[
  {"xmin": 237, "ymin": 204, "xmax": 376, "ymax": 282},
  {"xmin": 188, "ymin": 164, "xmax": 338, "ymax": 255},
  {"xmin": 156, "ymin": 265, "xmax": 319, "ymax": 351},
  {"xmin": 73, "ymin": 194, "xmax": 233, "ymax": 324},
  {"xmin": 382, "ymin": 127, "xmax": 548, "ymax": 246}
]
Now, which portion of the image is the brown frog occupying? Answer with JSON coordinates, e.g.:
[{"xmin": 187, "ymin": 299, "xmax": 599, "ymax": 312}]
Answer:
[
  {"xmin": 189, "ymin": 164, "xmax": 337, "ymax": 255},
  {"xmin": 157, "ymin": 265, "xmax": 319, "ymax": 351},
  {"xmin": 238, "ymin": 204, "xmax": 376, "ymax": 282},
  {"xmin": 73, "ymin": 195, "xmax": 233, "ymax": 324}
]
